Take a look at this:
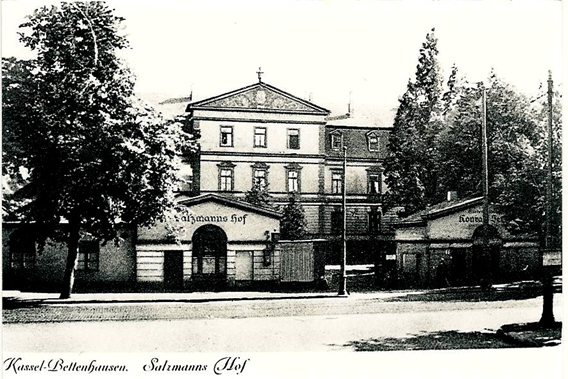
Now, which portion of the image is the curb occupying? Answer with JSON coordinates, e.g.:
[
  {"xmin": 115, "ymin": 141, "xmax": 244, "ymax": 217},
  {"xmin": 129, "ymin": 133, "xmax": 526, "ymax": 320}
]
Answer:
[{"xmin": 496, "ymin": 322, "xmax": 562, "ymax": 347}]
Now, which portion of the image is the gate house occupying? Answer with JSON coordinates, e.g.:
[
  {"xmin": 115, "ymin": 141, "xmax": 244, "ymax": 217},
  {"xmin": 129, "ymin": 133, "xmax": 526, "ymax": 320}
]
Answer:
[
  {"xmin": 3, "ymin": 194, "xmax": 330, "ymax": 292},
  {"xmin": 136, "ymin": 194, "xmax": 282, "ymax": 290},
  {"xmin": 393, "ymin": 196, "xmax": 541, "ymax": 288}
]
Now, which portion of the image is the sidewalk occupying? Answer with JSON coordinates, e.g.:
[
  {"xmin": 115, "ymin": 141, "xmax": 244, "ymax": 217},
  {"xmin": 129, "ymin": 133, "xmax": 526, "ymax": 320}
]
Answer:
[
  {"xmin": 2, "ymin": 289, "xmax": 415, "ymax": 306},
  {"xmin": 3, "ymin": 277, "xmax": 561, "ymax": 306}
]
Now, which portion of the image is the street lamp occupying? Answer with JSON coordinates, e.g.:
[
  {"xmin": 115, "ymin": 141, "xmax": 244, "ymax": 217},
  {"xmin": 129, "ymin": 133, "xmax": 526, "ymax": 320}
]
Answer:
[{"xmin": 338, "ymin": 146, "xmax": 348, "ymax": 296}]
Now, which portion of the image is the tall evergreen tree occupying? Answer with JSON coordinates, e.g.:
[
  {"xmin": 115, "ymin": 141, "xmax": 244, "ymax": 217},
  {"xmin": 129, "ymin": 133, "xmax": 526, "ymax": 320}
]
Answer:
[
  {"xmin": 2, "ymin": 2, "xmax": 195, "ymax": 298},
  {"xmin": 280, "ymin": 193, "xmax": 307, "ymax": 240},
  {"xmin": 383, "ymin": 28, "xmax": 446, "ymax": 216}
]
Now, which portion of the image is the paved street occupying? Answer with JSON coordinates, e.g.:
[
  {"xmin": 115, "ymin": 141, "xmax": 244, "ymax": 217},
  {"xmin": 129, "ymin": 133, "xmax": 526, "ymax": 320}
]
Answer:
[{"xmin": 3, "ymin": 291, "xmax": 562, "ymax": 352}]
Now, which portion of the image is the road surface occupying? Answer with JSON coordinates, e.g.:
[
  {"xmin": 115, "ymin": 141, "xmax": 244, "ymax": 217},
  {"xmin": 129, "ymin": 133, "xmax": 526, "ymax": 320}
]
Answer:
[{"xmin": 3, "ymin": 293, "xmax": 562, "ymax": 352}]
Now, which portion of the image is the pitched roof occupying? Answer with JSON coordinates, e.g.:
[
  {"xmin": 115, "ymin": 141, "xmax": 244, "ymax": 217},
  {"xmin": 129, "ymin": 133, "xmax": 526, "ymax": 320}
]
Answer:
[
  {"xmin": 177, "ymin": 193, "xmax": 282, "ymax": 219},
  {"xmin": 325, "ymin": 103, "xmax": 397, "ymax": 128},
  {"xmin": 185, "ymin": 82, "xmax": 330, "ymax": 115},
  {"xmin": 396, "ymin": 197, "xmax": 484, "ymax": 226}
]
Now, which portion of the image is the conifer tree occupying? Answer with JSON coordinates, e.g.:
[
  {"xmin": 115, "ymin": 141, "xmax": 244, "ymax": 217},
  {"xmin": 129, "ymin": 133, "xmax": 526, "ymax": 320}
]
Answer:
[
  {"xmin": 244, "ymin": 181, "xmax": 273, "ymax": 208},
  {"xmin": 383, "ymin": 28, "xmax": 446, "ymax": 216},
  {"xmin": 280, "ymin": 193, "xmax": 307, "ymax": 240}
]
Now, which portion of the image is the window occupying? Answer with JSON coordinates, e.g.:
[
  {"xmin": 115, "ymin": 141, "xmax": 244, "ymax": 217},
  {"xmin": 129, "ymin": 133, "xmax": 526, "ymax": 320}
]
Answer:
[
  {"xmin": 9, "ymin": 236, "xmax": 35, "ymax": 270},
  {"xmin": 368, "ymin": 173, "xmax": 381, "ymax": 194},
  {"xmin": 331, "ymin": 209, "xmax": 343, "ymax": 234},
  {"xmin": 367, "ymin": 132, "xmax": 379, "ymax": 152},
  {"xmin": 331, "ymin": 132, "xmax": 342, "ymax": 150},
  {"xmin": 287, "ymin": 129, "xmax": 300, "ymax": 149},
  {"xmin": 369, "ymin": 211, "xmax": 381, "ymax": 233},
  {"xmin": 331, "ymin": 172, "xmax": 343, "ymax": 194},
  {"xmin": 254, "ymin": 127, "xmax": 267, "ymax": 147},
  {"xmin": 77, "ymin": 240, "xmax": 99, "ymax": 271},
  {"xmin": 220, "ymin": 169, "xmax": 234, "ymax": 191},
  {"xmin": 220, "ymin": 126, "xmax": 233, "ymax": 147},
  {"xmin": 254, "ymin": 169, "xmax": 267, "ymax": 188},
  {"xmin": 288, "ymin": 170, "xmax": 299, "ymax": 192}
]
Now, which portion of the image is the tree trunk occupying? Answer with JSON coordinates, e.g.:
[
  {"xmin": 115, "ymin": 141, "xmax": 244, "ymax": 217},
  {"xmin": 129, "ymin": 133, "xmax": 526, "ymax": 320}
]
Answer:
[{"xmin": 60, "ymin": 211, "xmax": 80, "ymax": 299}]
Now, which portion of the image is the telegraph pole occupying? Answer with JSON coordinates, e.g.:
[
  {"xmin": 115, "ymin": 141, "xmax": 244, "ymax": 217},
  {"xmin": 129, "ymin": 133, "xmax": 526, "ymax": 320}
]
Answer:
[
  {"xmin": 481, "ymin": 88, "xmax": 489, "ymax": 230},
  {"xmin": 338, "ymin": 146, "xmax": 348, "ymax": 296},
  {"xmin": 545, "ymin": 70, "xmax": 554, "ymax": 251},
  {"xmin": 540, "ymin": 71, "xmax": 555, "ymax": 326},
  {"xmin": 480, "ymin": 87, "xmax": 492, "ymax": 289}
]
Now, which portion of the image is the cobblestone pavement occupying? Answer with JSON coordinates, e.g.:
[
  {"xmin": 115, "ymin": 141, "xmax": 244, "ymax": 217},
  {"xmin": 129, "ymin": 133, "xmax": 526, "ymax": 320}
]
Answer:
[{"xmin": 3, "ymin": 294, "xmax": 563, "ymax": 324}]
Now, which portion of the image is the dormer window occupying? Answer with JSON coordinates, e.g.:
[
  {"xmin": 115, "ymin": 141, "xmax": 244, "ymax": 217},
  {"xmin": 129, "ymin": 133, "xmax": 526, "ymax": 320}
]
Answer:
[
  {"xmin": 330, "ymin": 130, "xmax": 343, "ymax": 151},
  {"xmin": 367, "ymin": 131, "xmax": 380, "ymax": 152}
]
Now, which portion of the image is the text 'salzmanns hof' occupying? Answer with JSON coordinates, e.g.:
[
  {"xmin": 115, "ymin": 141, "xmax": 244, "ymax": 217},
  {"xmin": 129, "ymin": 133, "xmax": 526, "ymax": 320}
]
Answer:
[
  {"xmin": 3, "ymin": 357, "xmax": 127, "ymax": 374},
  {"xmin": 143, "ymin": 357, "xmax": 250, "ymax": 375}
]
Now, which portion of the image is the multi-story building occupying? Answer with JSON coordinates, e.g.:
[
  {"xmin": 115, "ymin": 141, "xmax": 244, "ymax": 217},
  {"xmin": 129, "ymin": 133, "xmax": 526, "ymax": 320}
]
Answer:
[{"xmin": 181, "ymin": 76, "xmax": 397, "ymax": 266}]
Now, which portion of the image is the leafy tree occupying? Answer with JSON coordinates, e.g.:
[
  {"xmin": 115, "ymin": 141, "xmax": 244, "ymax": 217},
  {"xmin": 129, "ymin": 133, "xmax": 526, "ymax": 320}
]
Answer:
[
  {"xmin": 280, "ymin": 193, "xmax": 307, "ymax": 240},
  {"xmin": 436, "ymin": 71, "xmax": 561, "ymax": 238},
  {"xmin": 2, "ymin": 2, "xmax": 194, "ymax": 298},
  {"xmin": 492, "ymin": 81, "xmax": 562, "ymax": 238},
  {"xmin": 244, "ymin": 181, "xmax": 273, "ymax": 208},
  {"xmin": 383, "ymin": 28, "xmax": 446, "ymax": 216}
]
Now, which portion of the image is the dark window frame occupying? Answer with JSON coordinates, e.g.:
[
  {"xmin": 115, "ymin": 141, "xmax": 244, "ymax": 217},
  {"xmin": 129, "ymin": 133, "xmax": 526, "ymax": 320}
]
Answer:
[
  {"xmin": 284, "ymin": 164, "xmax": 302, "ymax": 193},
  {"xmin": 331, "ymin": 209, "xmax": 343, "ymax": 235},
  {"xmin": 367, "ymin": 131, "xmax": 380, "ymax": 152},
  {"xmin": 253, "ymin": 168, "xmax": 268, "ymax": 188},
  {"xmin": 287, "ymin": 128, "xmax": 300, "ymax": 150},
  {"xmin": 331, "ymin": 170, "xmax": 343, "ymax": 194},
  {"xmin": 368, "ymin": 210, "xmax": 381, "ymax": 234},
  {"xmin": 368, "ymin": 172, "xmax": 381, "ymax": 195},
  {"xmin": 254, "ymin": 126, "xmax": 267, "ymax": 148},
  {"xmin": 330, "ymin": 131, "xmax": 342, "ymax": 151},
  {"xmin": 77, "ymin": 240, "xmax": 100, "ymax": 271},
  {"xmin": 219, "ymin": 125, "xmax": 234, "ymax": 147},
  {"xmin": 9, "ymin": 236, "xmax": 35, "ymax": 270},
  {"xmin": 219, "ymin": 168, "xmax": 234, "ymax": 191}
]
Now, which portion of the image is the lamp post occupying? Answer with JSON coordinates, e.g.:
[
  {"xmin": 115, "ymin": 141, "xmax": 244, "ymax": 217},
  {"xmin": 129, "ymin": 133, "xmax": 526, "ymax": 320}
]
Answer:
[{"xmin": 338, "ymin": 146, "xmax": 348, "ymax": 296}]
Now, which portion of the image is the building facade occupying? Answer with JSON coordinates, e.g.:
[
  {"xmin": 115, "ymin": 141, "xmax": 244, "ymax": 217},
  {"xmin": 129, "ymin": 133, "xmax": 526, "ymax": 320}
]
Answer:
[
  {"xmin": 4, "ymin": 195, "xmax": 326, "ymax": 292},
  {"xmin": 183, "ymin": 79, "xmax": 396, "ymax": 267},
  {"xmin": 393, "ymin": 196, "xmax": 541, "ymax": 288}
]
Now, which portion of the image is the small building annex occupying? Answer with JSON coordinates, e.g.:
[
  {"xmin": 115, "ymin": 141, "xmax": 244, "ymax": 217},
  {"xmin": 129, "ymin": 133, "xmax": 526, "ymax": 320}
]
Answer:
[
  {"xmin": 393, "ymin": 195, "xmax": 541, "ymax": 288},
  {"xmin": 3, "ymin": 194, "xmax": 326, "ymax": 292}
]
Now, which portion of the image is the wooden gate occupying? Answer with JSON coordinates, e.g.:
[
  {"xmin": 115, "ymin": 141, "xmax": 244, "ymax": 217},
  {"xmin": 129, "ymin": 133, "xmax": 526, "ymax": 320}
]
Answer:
[{"xmin": 280, "ymin": 244, "xmax": 314, "ymax": 282}]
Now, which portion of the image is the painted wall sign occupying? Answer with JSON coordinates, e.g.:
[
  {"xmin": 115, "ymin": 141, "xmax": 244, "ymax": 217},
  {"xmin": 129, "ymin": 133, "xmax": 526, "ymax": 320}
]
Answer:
[
  {"xmin": 458, "ymin": 214, "xmax": 503, "ymax": 224},
  {"xmin": 175, "ymin": 209, "xmax": 248, "ymax": 225}
]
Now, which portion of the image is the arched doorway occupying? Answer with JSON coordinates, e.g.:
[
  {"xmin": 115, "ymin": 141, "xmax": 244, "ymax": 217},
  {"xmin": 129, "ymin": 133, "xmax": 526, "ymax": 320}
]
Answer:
[
  {"xmin": 192, "ymin": 225, "xmax": 227, "ymax": 282},
  {"xmin": 472, "ymin": 225, "xmax": 502, "ymax": 284}
]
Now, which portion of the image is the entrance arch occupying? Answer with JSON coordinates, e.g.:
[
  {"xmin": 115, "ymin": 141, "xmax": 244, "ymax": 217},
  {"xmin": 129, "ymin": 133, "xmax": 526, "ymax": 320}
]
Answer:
[{"xmin": 192, "ymin": 225, "xmax": 227, "ymax": 279}]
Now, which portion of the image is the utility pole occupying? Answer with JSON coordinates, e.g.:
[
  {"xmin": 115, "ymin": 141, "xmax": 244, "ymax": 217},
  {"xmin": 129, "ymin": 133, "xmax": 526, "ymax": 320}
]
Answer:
[
  {"xmin": 545, "ymin": 70, "xmax": 554, "ymax": 251},
  {"xmin": 540, "ymin": 70, "xmax": 555, "ymax": 326},
  {"xmin": 338, "ymin": 146, "xmax": 348, "ymax": 296},
  {"xmin": 480, "ymin": 87, "xmax": 491, "ymax": 289}
]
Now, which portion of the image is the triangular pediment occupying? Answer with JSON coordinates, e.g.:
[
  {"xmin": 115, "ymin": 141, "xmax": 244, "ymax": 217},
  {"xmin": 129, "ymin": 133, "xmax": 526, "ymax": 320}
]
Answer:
[
  {"xmin": 187, "ymin": 82, "xmax": 329, "ymax": 115},
  {"xmin": 177, "ymin": 193, "xmax": 282, "ymax": 219}
]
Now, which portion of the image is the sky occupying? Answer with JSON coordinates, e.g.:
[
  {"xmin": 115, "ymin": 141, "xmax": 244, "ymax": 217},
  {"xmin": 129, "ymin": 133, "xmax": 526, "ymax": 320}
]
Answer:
[{"xmin": 1, "ymin": 0, "xmax": 564, "ymax": 111}]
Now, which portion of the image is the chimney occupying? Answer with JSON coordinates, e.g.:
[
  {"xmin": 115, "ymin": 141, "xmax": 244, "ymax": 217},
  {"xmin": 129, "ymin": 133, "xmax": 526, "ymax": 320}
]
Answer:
[
  {"xmin": 348, "ymin": 91, "xmax": 353, "ymax": 116},
  {"xmin": 447, "ymin": 191, "xmax": 458, "ymax": 202},
  {"xmin": 309, "ymin": 92, "xmax": 313, "ymax": 102}
]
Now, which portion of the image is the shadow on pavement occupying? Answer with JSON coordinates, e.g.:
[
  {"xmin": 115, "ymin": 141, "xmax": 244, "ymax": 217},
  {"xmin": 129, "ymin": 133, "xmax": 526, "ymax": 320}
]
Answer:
[
  {"xmin": 383, "ymin": 287, "xmax": 545, "ymax": 303},
  {"xmin": 338, "ymin": 330, "xmax": 527, "ymax": 351},
  {"xmin": 2, "ymin": 294, "xmax": 337, "ymax": 310},
  {"xmin": 2, "ymin": 297, "xmax": 45, "ymax": 310}
]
